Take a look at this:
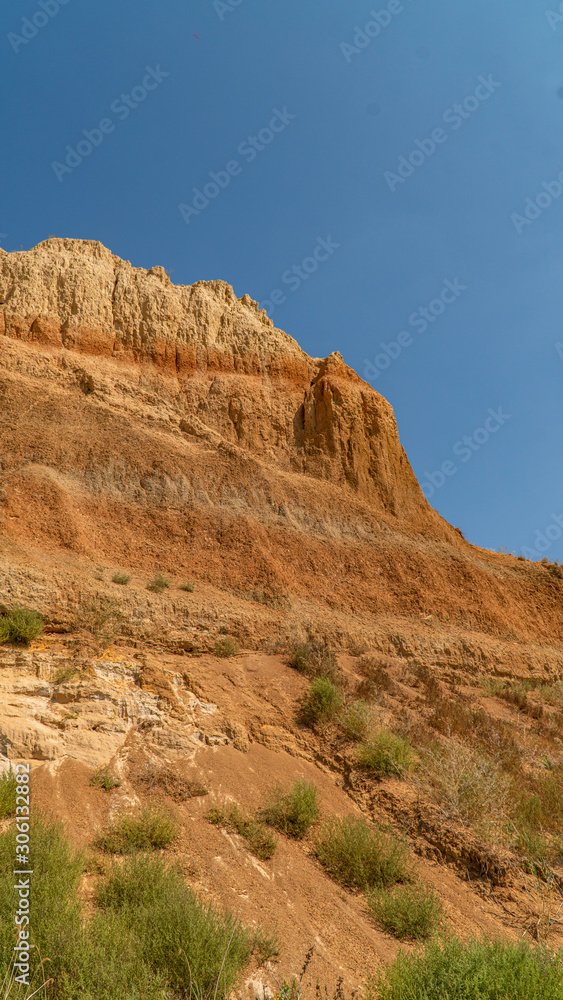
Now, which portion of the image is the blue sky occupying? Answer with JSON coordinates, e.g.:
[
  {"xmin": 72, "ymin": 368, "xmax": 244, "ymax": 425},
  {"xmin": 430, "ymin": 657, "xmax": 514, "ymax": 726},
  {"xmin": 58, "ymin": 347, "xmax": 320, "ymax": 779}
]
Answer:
[{"xmin": 2, "ymin": 0, "xmax": 563, "ymax": 560}]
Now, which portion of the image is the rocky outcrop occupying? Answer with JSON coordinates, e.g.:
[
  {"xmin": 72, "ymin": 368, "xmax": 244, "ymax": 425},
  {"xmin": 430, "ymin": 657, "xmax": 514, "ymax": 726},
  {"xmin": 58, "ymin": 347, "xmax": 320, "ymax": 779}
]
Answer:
[
  {"xmin": 1, "ymin": 238, "xmax": 563, "ymax": 646},
  {"xmin": 0, "ymin": 238, "xmax": 438, "ymax": 525}
]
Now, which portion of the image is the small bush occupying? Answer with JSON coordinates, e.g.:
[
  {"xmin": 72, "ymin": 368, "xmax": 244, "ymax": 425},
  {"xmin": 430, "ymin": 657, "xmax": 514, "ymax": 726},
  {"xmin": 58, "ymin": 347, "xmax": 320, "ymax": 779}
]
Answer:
[
  {"xmin": 0, "ymin": 606, "xmax": 43, "ymax": 645},
  {"xmin": 180, "ymin": 581, "xmax": 194, "ymax": 592},
  {"xmin": 357, "ymin": 730, "xmax": 414, "ymax": 777},
  {"xmin": 260, "ymin": 780, "xmax": 321, "ymax": 838},
  {"xmin": 370, "ymin": 936, "xmax": 563, "ymax": 1000},
  {"xmin": 54, "ymin": 665, "xmax": 81, "ymax": 684},
  {"xmin": 301, "ymin": 678, "xmax": 344, "ymax": 726},
  {"xmin": 95, "ymin": 804, "xmax": 178, "ymax": 853},
  {"xmin": 95, "ymin": 852, "xmax": 277, "ymax": 996},
  {"xmin": 214, "ymin": 636, "xmax": 240, "ymax": 657},
  {"xmin": 112, "ymin": 572, "xmax": 130, "ymax": 585},
  {"xmin": 146, "ymin": 573, "xmax": 169, "ymax": 593},
  {"xmin": 415, "ymin": 741, "xmax": 511, "ymax": 835},
  {"xmin": 314, "ymin": 815, "xmax": 410, "ymax": 890},
  {"xmin": 0, "ymin": 769, "xmax": 17, "ymax": 818},
  {"xmin": 288, "ymin": 639, "xmax": 338, "ymax": 681},
  {"xmin": 90, "ymin": 767, "xmax": 121, "ymax": 791},
  {"xmin": 207, "ymin": 803, "xmax": 277, "ymax": 861},
  {"xmin": 340, "ymin": 699, "xmax": 373, "ymax": 741},
  {"xmin": 368, "ymin": 881, "xmax": 443, "ymax": 940}
]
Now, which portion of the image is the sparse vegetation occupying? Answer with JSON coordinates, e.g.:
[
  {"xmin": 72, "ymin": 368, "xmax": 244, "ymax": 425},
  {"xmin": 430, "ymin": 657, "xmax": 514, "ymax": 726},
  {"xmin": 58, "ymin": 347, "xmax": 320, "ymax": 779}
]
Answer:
[
  {"xmin": 288, "ymin": 638, "xmax": 338, "ymax": 681},
  {"xmin": 95, "ymin": 852, "xmax": 277, "ymax": 996},
  {"xmin": 111, "ymin": 572, "xmax": 130, "ymax": 585},
  {"xmin": 370, "ymin": 936, "xmax": 563, "ymax": 1000},
  {"xmin": 301, "ymin": 678, "xmax": 344, "ymax": 726},
  {"xmin": 54, "ymin": 665, "xmax": 80, "ymax": 684},
  {"xmin": 214, "ymin": 636, "xmax": 240, "ymax": 657},
  {"xmin": 368, "ymin": 881, "xmax": 443, "ymax": 940},
  {"xmin": 0, "ymin": 605, "xmax": 44, "ymax": 645},
  {"xmin": 0, "ymin": 815, "xmax": 275, "ymax": 999},
  {"xmin": 0, "ymin": 769, "xmax": 17, "ymax": 818},
  {"xmin": 415, "ymin": 740, "xmax": 512, "ymax": 837},
  {"xmin": 314, "ymin": 815, "xmax": 410, "ymax": 890},
  {"xmin": 146, "ymin": 573, "xmax": 169, "ymax": 593},
  {"xmin": 207, "ymin": 803, "xmax": 277, "ymax": 861},
  {"xmin": 260, "ymin": 780, "xmax": 321, "ymax": 838},
  {"xmin": 339, "ymin": 699, "xmax": 373, "ymax": 741},
  {"xmin": 72, "ymin": 593, "xmax": 124, "ymax": 646},
  {"xmin": 90, "ymin": 767, "xmax": 121, "ymax": 791},
  {"xmin": 357, "ymin": 730, "xmax": 414, "ymax": 777},
  {"xmin": 94, "ymin": 804, "xmax": 178, "ymax": 853},
  {"xmin": 180, "ymin": 581, "xmax": 194, "ymax": 592}
]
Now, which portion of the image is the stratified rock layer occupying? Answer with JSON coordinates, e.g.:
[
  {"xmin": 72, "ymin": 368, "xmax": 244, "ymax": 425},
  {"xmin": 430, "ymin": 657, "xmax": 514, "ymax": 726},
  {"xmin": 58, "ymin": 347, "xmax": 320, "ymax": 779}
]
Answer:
[{"xmin": 1, "ymin": 237, "xmax": 562, "ymax": 647}]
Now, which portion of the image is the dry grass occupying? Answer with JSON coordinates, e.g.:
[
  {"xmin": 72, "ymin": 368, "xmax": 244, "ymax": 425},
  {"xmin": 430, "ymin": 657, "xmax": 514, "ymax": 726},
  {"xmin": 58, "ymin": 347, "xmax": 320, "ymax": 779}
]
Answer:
[{"xmin": 414, "ymin": 740, "xmax": 512, "ymax": 838}]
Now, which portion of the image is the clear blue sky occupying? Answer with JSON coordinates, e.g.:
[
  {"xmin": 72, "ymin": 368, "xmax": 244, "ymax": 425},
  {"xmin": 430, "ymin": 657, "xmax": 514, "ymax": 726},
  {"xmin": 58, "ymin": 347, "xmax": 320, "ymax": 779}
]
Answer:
[{"xmin": 2, "ymin": 0, "xmax": 563, "ymax": 560}]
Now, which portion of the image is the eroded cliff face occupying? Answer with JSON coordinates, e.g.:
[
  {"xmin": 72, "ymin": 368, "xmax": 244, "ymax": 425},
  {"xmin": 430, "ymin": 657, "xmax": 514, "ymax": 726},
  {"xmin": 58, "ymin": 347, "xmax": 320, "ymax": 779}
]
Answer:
[
  {"xmin": 0, "ymin": 238, "xmax": 438, "ymax": 525},
  {"xmin": 1, "ymin": 237, "xmax": 563, "ymax": 649}
]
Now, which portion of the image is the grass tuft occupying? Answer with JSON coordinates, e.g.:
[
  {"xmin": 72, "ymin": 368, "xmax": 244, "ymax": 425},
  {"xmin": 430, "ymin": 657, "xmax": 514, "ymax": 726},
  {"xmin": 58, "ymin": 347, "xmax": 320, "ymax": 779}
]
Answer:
[
  {"xmin": 111, "ymin": 572, "xmax": 131, "ymax": 585},
  {"xmin": 94, "ymin": 804, "xmax": 178, "ymax": 853},
  {"xmin": 0, "ymin": 770, "xmax": 17, "ymax": 819},
  {"xmin": 214, "ymin": 637, "xmax": 240, "ymax": 658},
  {"xmin": 146, "ymin": 573, "xmax": 169, "ymax": 593},
  {"xmin": 207, "ymin": 803, "xmax": 277, "ymax": 860},
  {"xmin": 301, "ymin": 678, "xmax": 344, "ymax": 726},
  {"xmin": 288, "ymin": 639, "xmax": 338, "ymax": 681},
  {"xmin": 314, "ymin": 815, "xmax": 410, "ymax": 890},
  {"xmin": 90, "ymin": 767, "xmax": 121, "ymax": 791},
  {"xmin": 180, "ymin": 581, "xmax": 195, "ymax": 592},
  {"xmin": 357, "ymin": 730, "xmax": 414, "ymax": 777},
  {"xmin": 339, "ymin": 699, "xmax": 373, "ymax": 741},
  {"xmin": 368, "ymin": 881, "xmax": 443, "ymax": 940},
  {"xmin": 260, "ymin": 780, "xmax": 321, "ymax": 838},
  {"xmin": 370, "ymin": 936, "xmax": 563, "ymax": 1000},
  {"xmin": 0, "ymin": 606, "xmax": 44, "ymax": 645}
]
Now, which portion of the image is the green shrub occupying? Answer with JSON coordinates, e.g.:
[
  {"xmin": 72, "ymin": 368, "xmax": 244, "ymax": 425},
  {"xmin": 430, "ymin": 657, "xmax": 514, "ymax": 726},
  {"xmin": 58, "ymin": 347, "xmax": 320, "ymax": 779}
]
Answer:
[
  {"xmin": 214, "ymin": 637, "xmax": 240, "ymax": 658},
  {"xmin": 288, "ymin": 640, "xmax": 338, "ymax": 681},
  {"xmin": 90, "ymin": 767, "xmax": 121, "ymax": 791},
  {"xmin": 260, "ymin": 780, "xmax": 321, "ymax": 838},
  {"xmin": 95, "ymin": 804, "xmax": 178, "ymax": 853},
  {"xmin": 358, "ymin": 731, "xmax": 414, "ymax": 776},
  {"xmin": 0, "ymin": 770, "xmax": 17, "ymax": 818},
  {"xmin": 301, "ymin": 678, "xmax": 343, "ymax": 725},
  {"xmin": 314, "ymin": 815, "xmax": 410, "ymax": 890},
  {"xmin": 0, "ymin": 816, "xmax": 274, "ymax": 999},
  {"xmin": 96, "ymin": 852, "xmax": 277, "ymax": 996},
  {"xmin": 146, "ymin": 573, "xmax": 169, "ymax": 593},
  {"xmin": 0, "ymin": 606, "xmax": 43, "ymax": 645},
  {"xmin": 368, "ymin": 881, "xmax": 443, "ymax": 940},
  {"xmin": 340, "ymin": 699, "xmax": 373, "ymax": 741},
  {"xmin": 207, "ymin": 803, "xmax": 277, "ymax": 861},
  {"xmin": 180, "ymin": 581, "xmax": 195, "ymax": 592},
  {"xmin": 111, "ymin": 572, "xmax": 130, "ymax": 585},
  {"xmin": 370, "ymin": 936, "xmax": 563, "ymax": 1000}
]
